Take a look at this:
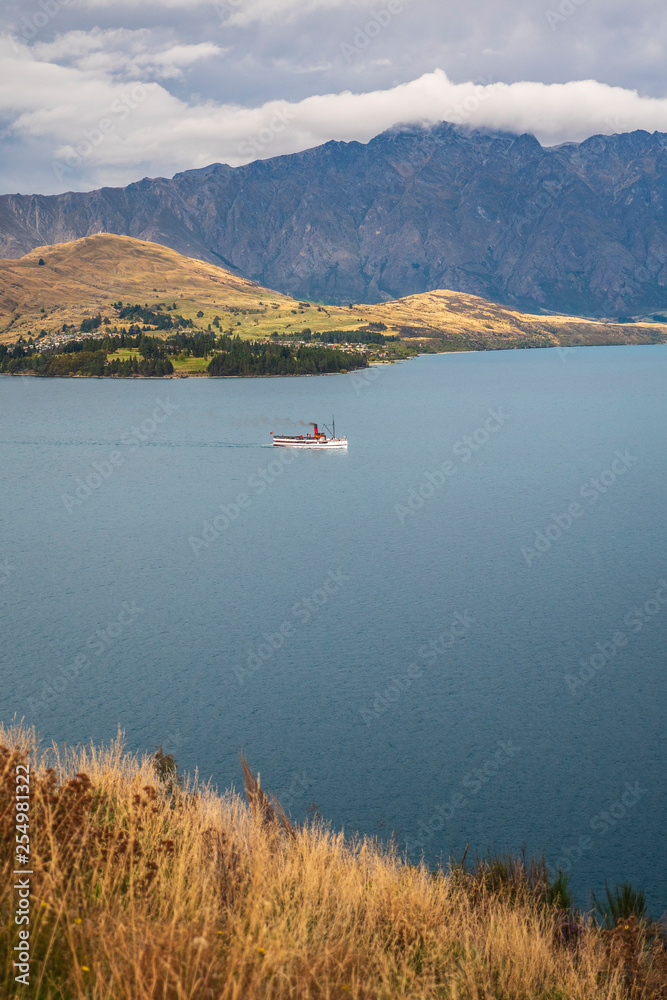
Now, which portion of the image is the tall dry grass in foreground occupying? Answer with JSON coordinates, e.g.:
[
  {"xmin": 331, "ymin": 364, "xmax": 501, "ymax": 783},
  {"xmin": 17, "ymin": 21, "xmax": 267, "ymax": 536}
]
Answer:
[{"xmin": 1, "ymin": 723, "xmax": 665, "ymax": 1000}]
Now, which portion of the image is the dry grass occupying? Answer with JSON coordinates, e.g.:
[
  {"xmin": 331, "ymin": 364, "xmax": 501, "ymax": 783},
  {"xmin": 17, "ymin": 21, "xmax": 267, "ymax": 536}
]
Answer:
[
  {"xmin": 366, "ymin": 289, "xmax": 667, "ymax": 350},
  {"xmin": 0, "ymin": 235, "xmax": 361, "ymax": 345},
  {"xmin": 1, "ymin": 722, "xmax": 665, "ymax": 1000},
  {"xmin": 3, "ymin": 234, "xmax": 667, "ymax": 353}
]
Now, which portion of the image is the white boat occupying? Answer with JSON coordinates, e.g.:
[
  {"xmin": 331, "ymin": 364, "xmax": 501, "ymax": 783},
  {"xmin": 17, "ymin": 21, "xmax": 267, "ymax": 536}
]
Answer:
[{"xmin": 271, "ymin": 420, "xmax": 348, "ymax": 449}]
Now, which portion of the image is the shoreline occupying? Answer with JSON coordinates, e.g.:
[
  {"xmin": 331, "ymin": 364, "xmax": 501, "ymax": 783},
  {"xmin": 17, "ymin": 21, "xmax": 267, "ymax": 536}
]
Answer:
[
  {"xmin": 3, "ymin": 342, "xmax": 664, "ymax": 381},
  {"xmin": 0, "ymin": 346, "xmax": 492, "ymax": 381},
  {"xmin": 0, "ymin": 368, "xmax": 369, "ymax": 380}
]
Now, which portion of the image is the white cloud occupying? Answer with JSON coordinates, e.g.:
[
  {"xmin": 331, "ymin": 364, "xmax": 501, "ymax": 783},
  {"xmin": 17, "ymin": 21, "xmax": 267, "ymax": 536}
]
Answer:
[
  {"xmin": 4, "ymin": 36, "xmax": 667, "ymax": 195},
  {"xmin": 148, "ymin": 43, "xmax": 222, "ymax": 69},
  {"xmin": 31, "ymin": 27, "xmax": 149, "ymax": 63},
  {"xmin": 193, "ymin": 71, "xmax": 667, "ymax": 152},
  {"xmin": 30, "ymin": 28, "xmax": 222, "ymax": 79}
]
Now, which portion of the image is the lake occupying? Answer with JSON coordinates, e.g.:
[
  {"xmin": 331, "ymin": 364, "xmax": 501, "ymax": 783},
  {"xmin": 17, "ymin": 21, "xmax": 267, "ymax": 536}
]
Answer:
[{"xmin": 1, "ymin": 345, "xmax": 666, "ymax": 914}]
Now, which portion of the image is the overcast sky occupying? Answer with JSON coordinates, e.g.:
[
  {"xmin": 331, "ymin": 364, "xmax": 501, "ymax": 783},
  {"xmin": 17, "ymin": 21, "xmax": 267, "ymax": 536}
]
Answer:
[{"xmin": 1, "ymin": 0, "xmax": 667, "ymax": 195}]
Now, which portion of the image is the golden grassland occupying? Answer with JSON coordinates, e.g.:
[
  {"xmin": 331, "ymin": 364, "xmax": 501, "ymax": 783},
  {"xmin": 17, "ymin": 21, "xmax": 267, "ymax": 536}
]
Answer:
[
  {"xmin": 2, "ymin": 234, "xmax": 667, "ymax": 353},
  {"xmin": 0, "ymin": 235, "xmax": 364, "ymax": 347},
  {"xmin": 2, "ymin": 722, "xmax": 666, "ymax": 1000},
  {"xmin": 365, "ymin": 290, "xmax": 667, "ymax": 350}
]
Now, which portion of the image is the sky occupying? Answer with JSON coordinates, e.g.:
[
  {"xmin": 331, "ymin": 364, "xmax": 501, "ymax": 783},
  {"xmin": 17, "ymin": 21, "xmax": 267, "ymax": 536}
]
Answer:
[{"xmin": 1, "ymin": 0, "xmax": 667, "ymax": 195}]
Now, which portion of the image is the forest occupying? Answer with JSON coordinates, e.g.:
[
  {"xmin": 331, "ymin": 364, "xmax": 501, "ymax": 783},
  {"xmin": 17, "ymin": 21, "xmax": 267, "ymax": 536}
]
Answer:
[
  {"xmin": 207, "ymin": 337, "xmax": 367, "ymax": 376},
  {"xmin": 0, "ymin": 328, "xmax": 368, "ymax": 377}
]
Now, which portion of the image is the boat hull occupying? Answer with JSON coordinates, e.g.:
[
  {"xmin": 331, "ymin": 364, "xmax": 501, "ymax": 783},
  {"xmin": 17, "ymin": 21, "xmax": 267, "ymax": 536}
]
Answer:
[{"xmin": 272, "ymin": 437, "xmax": 347, "ymax": 449}]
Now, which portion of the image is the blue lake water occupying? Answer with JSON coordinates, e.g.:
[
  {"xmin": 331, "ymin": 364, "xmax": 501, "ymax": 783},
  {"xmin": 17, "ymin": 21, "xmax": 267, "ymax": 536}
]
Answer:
[{"xmin": 1, "ymin": 346, "xmax": 666, "ymax": 914}]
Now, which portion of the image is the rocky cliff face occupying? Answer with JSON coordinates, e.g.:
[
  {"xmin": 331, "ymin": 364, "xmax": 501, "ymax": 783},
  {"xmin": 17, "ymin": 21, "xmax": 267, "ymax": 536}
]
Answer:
[{"xmin": 2, "ymin": 123, "xmax": 667, "ymax": 317}]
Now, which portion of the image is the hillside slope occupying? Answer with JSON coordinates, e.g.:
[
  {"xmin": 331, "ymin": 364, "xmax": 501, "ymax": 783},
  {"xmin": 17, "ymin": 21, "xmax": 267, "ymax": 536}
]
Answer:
[
  {"xmin": 1, "ymin": 724, "xmax": 665, "ymax": 999},
  {"xmin": 2, "ymin": 234, "xmax": 667, "ymax": 352},
  {"xmin": 371, "ymin": 289, "xmax": 667, "ymax": 349},
  {"xmin": 3, "ymin": 125, "xmax": 667, "ymax": 316},
  {"xmin": 0, "ymin": 234, "xmax": 294, "ymax": 344},
  {"xmin": 0, "ymin": 233, "xmax": 278, "ymax": 318}
]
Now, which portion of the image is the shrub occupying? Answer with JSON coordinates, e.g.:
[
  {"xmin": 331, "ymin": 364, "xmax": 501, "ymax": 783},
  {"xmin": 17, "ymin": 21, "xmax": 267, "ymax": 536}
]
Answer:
[{"xmin": 593, "ymin": 882, "xmax": 649, "ymax": 929}]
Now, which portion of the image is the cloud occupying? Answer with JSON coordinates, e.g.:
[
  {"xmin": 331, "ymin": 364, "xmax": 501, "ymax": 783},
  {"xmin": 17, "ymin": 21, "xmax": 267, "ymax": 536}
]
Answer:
[
  {"xmin": 281, "ymin": 72, "xmax": 667, "ymax": 147},
  {"xmin": 31, "ymin": 27, "xmax": 149, "ymax": 63},
  {"xmin": 222, "ymin": 0, "xmax": 397, "ymax": 28},
  {"xmin": 5, "ymin": 33, "xmax": 667, "ymax": 196},
  {"xmin": 73, "ymin": 0, "xmax": 377, "ymax": 23},
  {"xmin": 30, "ymin": 28, "xmax": 222, "ymax": 79}
]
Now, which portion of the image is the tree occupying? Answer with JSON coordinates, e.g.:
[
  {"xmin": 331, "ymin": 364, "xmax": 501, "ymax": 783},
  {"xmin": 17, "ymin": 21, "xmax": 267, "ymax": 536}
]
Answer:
[{"xmin": 80, "ymin": 315, "xmax": 102, "ymax": 333}]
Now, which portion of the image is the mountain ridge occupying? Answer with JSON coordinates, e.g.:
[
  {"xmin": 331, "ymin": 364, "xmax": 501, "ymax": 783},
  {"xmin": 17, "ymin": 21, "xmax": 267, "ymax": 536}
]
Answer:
[{"xmin": 2, "ymin": 123, "xmax": 667, "ymax": 317}]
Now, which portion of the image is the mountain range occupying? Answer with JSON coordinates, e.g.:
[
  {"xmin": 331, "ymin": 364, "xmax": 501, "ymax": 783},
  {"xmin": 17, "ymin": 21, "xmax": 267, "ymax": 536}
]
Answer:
[{"xmin": 2, "ymin": 122, "xmax": 667, "ymax": 318}]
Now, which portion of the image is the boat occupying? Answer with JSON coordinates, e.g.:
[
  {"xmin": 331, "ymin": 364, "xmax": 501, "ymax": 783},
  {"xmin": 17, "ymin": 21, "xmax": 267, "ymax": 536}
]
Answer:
[{"xmin": 271, "ymin": 419, "xmax": 348, "ymax": 449}]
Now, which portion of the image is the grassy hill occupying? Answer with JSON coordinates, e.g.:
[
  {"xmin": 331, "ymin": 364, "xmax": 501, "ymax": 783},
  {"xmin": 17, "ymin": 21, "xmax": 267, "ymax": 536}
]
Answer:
[
  {"xmin": 0, "ymin": 234, "xmax": 374, "ymax": 348},
  {"xmin": 1, "ymin": 723, "xmax": 665, "ymax": 999},
  {"xmin": 2, "ymin": 234, "xmax": 667, "ymax": 352},
  {"xmin": 368, "ymin": 289, "xmax": 667, "ymax": 350}
]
